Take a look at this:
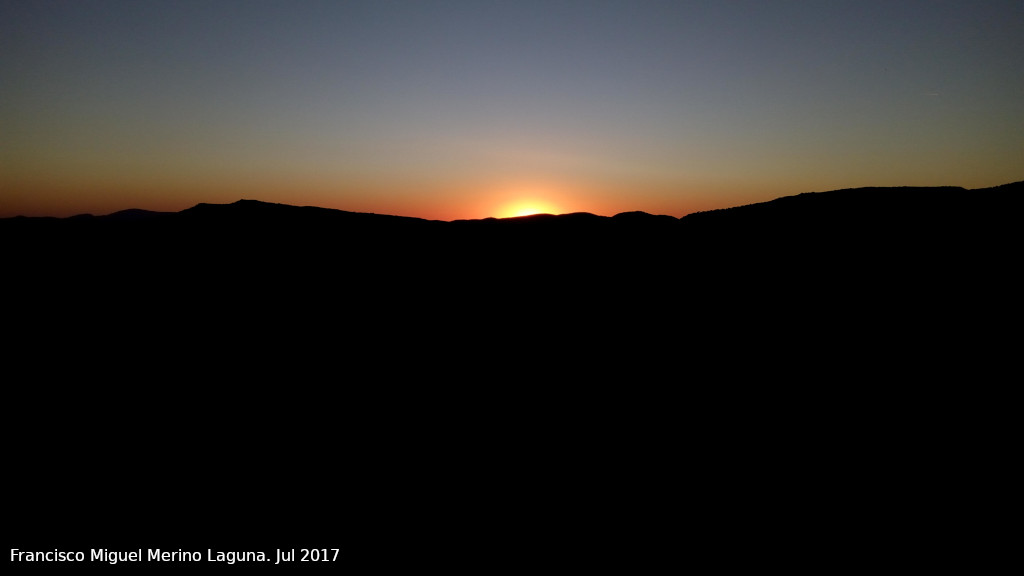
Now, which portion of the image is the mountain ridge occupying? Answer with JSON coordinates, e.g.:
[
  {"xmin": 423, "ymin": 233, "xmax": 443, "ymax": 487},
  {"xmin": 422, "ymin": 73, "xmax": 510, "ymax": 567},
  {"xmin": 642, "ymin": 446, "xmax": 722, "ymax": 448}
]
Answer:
[
  {"xmin": 4, "ymin": 180, "xmax": 1018, "ymax": 400},
  {"xmin": 4, "ymin": 181, "xmax": 1019, "ymax": 271},
  {"xmin": 5, "ymin": 180, "xmax": 1018, "ymax": 224}
]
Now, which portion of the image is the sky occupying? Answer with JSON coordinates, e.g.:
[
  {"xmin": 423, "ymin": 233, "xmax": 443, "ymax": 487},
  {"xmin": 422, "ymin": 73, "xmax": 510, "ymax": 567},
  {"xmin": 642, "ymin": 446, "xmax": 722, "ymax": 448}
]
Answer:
[{"xmin": 2, "ymin": 0, "xmax": 1022, "ymax": 220}]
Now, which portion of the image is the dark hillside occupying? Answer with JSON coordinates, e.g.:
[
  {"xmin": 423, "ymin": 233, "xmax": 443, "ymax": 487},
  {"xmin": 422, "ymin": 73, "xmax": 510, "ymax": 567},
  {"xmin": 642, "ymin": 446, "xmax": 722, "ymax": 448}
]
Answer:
[
  {"xmin": 5, "ymin": 182, "xmax": 1019, "ymax": 317},
  {"xmin": 3, "ymin": 182, "xmax": 1019, "ymax": 564}
]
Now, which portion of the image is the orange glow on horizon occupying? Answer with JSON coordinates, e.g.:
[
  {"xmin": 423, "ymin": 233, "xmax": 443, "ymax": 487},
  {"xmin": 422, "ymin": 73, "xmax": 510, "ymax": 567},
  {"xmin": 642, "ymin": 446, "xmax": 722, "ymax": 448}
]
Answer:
[
  {"xmin": 481, "ymin": 181, "xmax": 571, "ymax": 218},
  {"xmin": 496, "ymin": 199, "xmax": 561, "ymax": 218}
]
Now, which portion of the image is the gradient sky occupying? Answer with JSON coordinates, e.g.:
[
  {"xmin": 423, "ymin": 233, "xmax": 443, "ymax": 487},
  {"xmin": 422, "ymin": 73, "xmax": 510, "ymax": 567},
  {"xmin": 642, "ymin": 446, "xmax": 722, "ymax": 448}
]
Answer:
[{"xmin": 2, "ymin": 0, "xmax": 1022, "ymax": 219}]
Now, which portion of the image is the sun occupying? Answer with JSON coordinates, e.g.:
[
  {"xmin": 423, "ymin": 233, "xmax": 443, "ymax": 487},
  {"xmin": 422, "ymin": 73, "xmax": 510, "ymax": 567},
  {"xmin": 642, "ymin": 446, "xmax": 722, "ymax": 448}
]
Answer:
[{"xmin": 499, "ymin": 200, "xmax": 560, "ymax": 218}]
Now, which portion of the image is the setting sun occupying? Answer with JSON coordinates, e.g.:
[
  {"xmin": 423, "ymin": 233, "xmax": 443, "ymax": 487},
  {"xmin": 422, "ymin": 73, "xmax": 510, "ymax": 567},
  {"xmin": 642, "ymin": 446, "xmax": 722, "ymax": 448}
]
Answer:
[{"xmin": 498, "ymin": 200, "xmax": 560, "ymax": 219}]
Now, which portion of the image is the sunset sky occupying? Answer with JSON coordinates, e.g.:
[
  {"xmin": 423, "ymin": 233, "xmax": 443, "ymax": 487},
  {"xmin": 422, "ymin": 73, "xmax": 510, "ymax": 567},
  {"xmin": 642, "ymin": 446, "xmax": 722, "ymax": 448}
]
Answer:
[{"xmin": 2, "ymin": 0, "xmax": 1022, "ymax": 220}]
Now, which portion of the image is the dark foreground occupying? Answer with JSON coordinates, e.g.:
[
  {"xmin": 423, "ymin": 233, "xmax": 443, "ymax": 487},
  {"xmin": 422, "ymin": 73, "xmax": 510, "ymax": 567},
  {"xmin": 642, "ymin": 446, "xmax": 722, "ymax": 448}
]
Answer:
[{"xmin": 4, "ymin": 182, "xmax": 1019, "ymax": 571}]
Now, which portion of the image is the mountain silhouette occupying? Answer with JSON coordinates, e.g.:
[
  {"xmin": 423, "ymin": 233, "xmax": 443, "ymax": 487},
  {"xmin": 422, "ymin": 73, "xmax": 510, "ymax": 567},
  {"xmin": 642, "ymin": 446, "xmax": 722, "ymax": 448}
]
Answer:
[
  {"xmin": 5, "ymin": 182, "xmax": 1019, "ymax": 566},
  {"xmin": 7, "ymin": 181, "xmax": 1020, "ymax": 240},
  {"xmin": 12, "ymin": 180, "xmax": 1021, "ymax": 236},
  {"xmin": 5, "ymin": 182, "xmax": 1020, "ymax": 300},
  {"xmin": 6, "ymin": 181, "xmax": 1018, "ymax": 377}
]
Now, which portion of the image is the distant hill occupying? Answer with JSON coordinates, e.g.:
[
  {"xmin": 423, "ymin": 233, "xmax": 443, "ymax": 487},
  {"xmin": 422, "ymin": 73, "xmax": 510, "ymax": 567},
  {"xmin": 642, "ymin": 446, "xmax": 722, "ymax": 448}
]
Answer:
[
  {"xmin": 5, "ymin": 180, "xmax": 1019, "ymax": 303},
  {"xmin": 7, "ymin": 180, "xmax": 1019, "ymax": 232},
  {"xmin": 678, "ymin": 182, "xmax": 1022, "ymax": 235},
  {"xmin": 5, "ymin": 180, "xmax": 1017, "ymax": 309},
  {"xmin": 4, "ymin": 182, "xmax": 1020, "ymax": 300},
  {"xmin": 6, "ymin": 181, "xmax": 1018, "ymax": 554}
]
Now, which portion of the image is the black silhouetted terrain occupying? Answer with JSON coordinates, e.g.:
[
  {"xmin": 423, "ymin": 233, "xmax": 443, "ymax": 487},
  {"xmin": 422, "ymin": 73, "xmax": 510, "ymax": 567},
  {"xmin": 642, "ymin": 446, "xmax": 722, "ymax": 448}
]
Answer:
[
  {"xmin": 5, "ymin": 182, "xmax": 1020, "ymax": 570},
  {"xmin": 8, "ymin": 181, "xmax": 1019, "ymax": 262},
  {"xmin": 5, "ymin": 181, "xmax": 1020, "ymax": 372}
]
